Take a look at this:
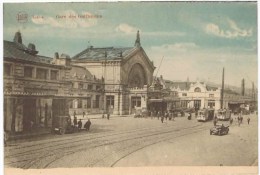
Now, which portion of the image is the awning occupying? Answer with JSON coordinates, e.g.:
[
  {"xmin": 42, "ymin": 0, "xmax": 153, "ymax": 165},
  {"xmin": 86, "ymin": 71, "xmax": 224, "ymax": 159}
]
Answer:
[
  {"xmin": 228, "ymin": 101, "xmax": 245, "ymax": 104},
  {"xmin": 148, "ymin": 99, "xmax": 163, "ymax": 102}
]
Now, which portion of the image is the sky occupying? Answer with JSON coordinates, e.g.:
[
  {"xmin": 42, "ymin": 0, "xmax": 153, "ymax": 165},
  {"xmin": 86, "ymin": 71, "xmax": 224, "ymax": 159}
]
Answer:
[{"xmin": 3, "ymin": 2, "xmax": 258, "ymax": 88}]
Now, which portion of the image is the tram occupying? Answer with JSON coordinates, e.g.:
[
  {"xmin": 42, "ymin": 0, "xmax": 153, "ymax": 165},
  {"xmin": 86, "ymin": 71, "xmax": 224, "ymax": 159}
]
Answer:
[
  {"xmin": 216, "ymin": 109, "xmax": 231, "ymax": 121},
  {"xmin": 196, "ymin": 108, "xmax": 214, "ymax": 122}
]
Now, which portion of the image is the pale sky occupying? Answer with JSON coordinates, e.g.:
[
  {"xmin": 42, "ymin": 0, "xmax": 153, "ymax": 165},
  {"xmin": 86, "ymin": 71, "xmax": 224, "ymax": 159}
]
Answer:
[{"xmin": 3, "ymin": 2, "xmax": 258, "ymax": 88}]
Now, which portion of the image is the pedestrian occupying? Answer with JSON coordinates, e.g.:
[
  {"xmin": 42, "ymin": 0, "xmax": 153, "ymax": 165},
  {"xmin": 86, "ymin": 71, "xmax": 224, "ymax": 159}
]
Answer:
[
  {"xmin": 84, "ymin": 119, "xmax": 91, "ymax": 131},
  {"xmin": 73, "ymin": 116, "xmax": 77, "ymax": 127},
  {"xmin": 30, "ymin": 120, "xmax": 34, "ymax": 131},
  {"xmin": 238, "ymin": 116, "xmax": 241, "ymax": 126},
  {"xmin": 247, "ymin": 117, "xmax": 250, "ymax": 125},
  {"xmin": 78, "ymin": 119, "xmax": 82, "ymax": 131},
  {"xmin": 165, "ymin": 111, "xmax": 169, "ymax": 120},
  {"xmin": 73, "ymin": 111, "xmax": 76, "ymax": 118},
  {"xmin": 213, "ymin": 119, "xmax": 217, "ymax": 126},
  {"xmin": 161, "ymin": 115, "xmax": 164, "ymax": 123},
  {"xmin": 4, "ymin": 131, "xmax": 8, "ymax": 146},
  {"xmin": 213, "ymin": 114, "xmax": 217, "ymax": 126},
  {"xmin": 157, "ymin": 111, "xmax": 160, "ymax": 120},
  {"xmin": 229, "ymin": 117, "xmax": 233, "ymax": 125},
  {"xmin": 83, "ymin": 111, "xmax": 86, "ymax": 118},
  {"xmin": 188, "ymin": 113, "xmax": 191, "ymax": 120},
  {"xmin": 107, "ymin": 111, "xmax": 110, "ymax": 120}
]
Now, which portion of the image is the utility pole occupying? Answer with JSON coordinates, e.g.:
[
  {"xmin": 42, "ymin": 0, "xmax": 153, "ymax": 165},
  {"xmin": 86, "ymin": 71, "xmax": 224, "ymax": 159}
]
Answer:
[
  {"xmin": 103, "ymin": 51, "xmax": 107, "ymax": 113},
  {"xmin": 241, "ymin": 78, "xmax": 245, "ymax": 96},
  {"xmin": 220, "ymin": 67, "xmax": 224, "ymax": 109},
  {"xmin": 252, "ymin": 82, "xmax": 255, "ymax": 100}
]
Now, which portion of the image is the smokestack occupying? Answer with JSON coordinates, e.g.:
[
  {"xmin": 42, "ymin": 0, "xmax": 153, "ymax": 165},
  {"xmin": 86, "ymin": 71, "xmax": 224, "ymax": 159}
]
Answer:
[
  {"xmin": 13, "ymin": 31, "xmax": 22, "ymax": 44},
  {"xmin": 220, "ymin": 67, "xmax": 225, "ymax": 109},
  {"xmin": 252, "ymin": 82, "xmax": 255, "ymax": 100},
  {"xmin": 241, "ymin": 78, "xmax": 245, "ymax": 96}
]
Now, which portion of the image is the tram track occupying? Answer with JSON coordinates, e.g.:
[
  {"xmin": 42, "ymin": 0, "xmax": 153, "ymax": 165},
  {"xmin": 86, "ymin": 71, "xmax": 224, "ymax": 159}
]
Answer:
[
  {"xmin": 5, "ymin": 120, "xmax": 213, "ymax": 169},
  {"xmin": 5, "ymin": 121, "xmax": 178, "ymax": 156},
  {"xmin": 31, "ymin": 123, "xmax": 208, "ymax": 168}
]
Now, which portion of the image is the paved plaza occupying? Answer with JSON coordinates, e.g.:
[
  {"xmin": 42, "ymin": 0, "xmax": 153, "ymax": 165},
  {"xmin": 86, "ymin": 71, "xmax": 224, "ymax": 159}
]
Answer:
[{"xmin": 5, "ymin": 113, "xmax": 257, "ymax": 168}]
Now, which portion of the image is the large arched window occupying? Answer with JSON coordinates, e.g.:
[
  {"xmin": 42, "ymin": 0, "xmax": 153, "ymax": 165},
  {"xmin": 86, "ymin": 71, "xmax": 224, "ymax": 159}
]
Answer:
[
  {"xmin": 128, "ymin": 63, "xmax": 147, "ymax": 88},
  {"xmin": 194, "ymin": 87, "xmax": 201, "ymax": 92}
]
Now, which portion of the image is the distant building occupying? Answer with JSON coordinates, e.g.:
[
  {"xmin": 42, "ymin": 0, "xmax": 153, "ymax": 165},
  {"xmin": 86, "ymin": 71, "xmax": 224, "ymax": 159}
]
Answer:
[{"xmin": 164, "ymin": 80, "xmax": 254, "ymax": 112}]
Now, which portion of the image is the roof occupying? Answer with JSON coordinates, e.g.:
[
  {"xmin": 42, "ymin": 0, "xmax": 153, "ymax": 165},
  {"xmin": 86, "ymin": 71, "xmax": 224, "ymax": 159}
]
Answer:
[
  {"xmin": 164, "ymin": 80, "xmax": 219, "ymax": 91},
  {"xmin": 69, "ymin": 65, "xmax": 93, "ymax": 80},
  {"xmin": 4, "ymin": 40, "xmax": 52, "ymax": 64},
  {"xmin": 72, "ymin": 47, "xmax": 137, "ymax": 61},
  {"xmin": 164, "ymin": 81, "xmax": 192, "ymax": 91}
]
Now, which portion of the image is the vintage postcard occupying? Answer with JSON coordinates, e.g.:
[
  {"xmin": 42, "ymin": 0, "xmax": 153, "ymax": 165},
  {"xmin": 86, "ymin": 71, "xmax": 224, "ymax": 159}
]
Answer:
[{"xmin": 2, "ymin": 1, "xmax": 258, "ymax": 175}]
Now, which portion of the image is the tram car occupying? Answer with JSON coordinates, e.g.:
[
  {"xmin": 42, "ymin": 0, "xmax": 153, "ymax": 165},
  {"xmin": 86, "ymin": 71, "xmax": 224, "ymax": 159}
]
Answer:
[
  {"xmin": 196, "ymin": 108, "xmax": 214, "ymax": 122},
  {"xmin": 216, "ymin": 109, "xmax": 231, "ymax": 121}
]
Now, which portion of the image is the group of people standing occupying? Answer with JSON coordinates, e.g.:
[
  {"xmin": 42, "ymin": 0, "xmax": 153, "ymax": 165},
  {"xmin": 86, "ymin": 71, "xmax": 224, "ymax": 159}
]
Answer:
[
  {"xmin": 73, "ymin": 111, "xmax": 91, "ymax": 131},
  {"xmin": 149, "ymin": 110, "xmax": 176, "ymax": 123},
  {"xmin": 102, "ymin": 111, "xmax": 110, "ymax": 120},
  {"xmin": 213, "ymin": 112, "xmax": 251, "ymax": 127}
]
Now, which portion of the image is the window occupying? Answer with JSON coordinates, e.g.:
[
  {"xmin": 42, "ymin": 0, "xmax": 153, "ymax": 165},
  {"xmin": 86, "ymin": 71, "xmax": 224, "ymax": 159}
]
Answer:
[
  {"xmin": 194, "ymin": 87, "xmax": 201, "ymax": 92},
  {"xmin": 24, "ymin": 66, "xmax": 33, "ymax": 78},
  {"xmin": 194, "ymin": 100, "xmax": 201, "ymax": 110},
  {"xmin": 88, "ymin": 85, "xmax": 93, "ymax": 90},
  {"xmin": 69, "ymin": 101, "xmax": 73, "ymax": 108},
  {"xmin": 208, "ymin": 101, "xmax": 215, "ymax": 108},
  {"xmin": 78, "ymin": 99, "xmax": 82, "ymax": 108},
  {"xmin": 87, "ymin": 98, "xmax": 91, "ymax": 108},
  {"xmin": 181, "ymin": 101, "xmax": 188, "ymax": 107},
  {"xmin": 209, "ymin": 94, "xmax": 214, "ymax": 98},
  {"xmin": 131, "ymin": 96, "xmax": 141, "ymax": 108},
  {"xmin": 96, "ymin": 85, "xmax": 100, "ymax": 90},
  {"xmin": 106, "ymin": 96, "xmax": 114, "ymax": 108},
  {"xmin": 182, "ymin": 93, "xmax": 187, "ymax": 96},
  {"xmin": 95, "ymin": 95, "xmax": 100, "ymax": 108},
  {"xmin": 4, "ymin": 64, "xmax": 12, "ymax": 76},
  {"xmin": 78, "ymin": 83, "xmax": 83, "ymax": 89},
  {"xmin": 36, "ymin": 68, "xmax": 48, "ymax": 79},
  {"xmin": 50, "ymin": 70, "xmax": 58, "ymax": 80}
]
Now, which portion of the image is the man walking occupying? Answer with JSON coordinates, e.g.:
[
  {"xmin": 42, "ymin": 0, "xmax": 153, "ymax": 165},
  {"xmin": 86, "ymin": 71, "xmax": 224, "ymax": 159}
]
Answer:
[
  {"xmin": 78, "ymin": 119, "xmax": 82, "ymax": 131},
  {"xmin": 84, "ymin": 119, "xmax": 91, "ymax": 131},
  {"xmin": 247, "ymin": 117, "xmax": 250, "ymax": 125}
]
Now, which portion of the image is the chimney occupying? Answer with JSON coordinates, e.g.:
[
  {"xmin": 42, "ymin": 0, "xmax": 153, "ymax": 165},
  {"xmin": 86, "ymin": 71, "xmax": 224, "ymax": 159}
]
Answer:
[
  {"xmin": 27, "ymin": 43, "xmax": 38, "ymax": 55},
  {"xmin": 28, "ymin": 43, "xmax": 36, "ymax": 51},
  {"xmin": 54, "ymin": 52, "xmax": 59, "ymax": 59},
  {"xmin": 13, "ymin": 31, "xmax": 22, "ymax": 44}
]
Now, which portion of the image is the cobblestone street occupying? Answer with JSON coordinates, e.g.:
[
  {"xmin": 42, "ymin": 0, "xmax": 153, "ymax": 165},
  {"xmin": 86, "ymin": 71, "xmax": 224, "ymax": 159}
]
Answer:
[{"xmin": 4, "ymin": 113, "xmax": 257, "ymax": 168}]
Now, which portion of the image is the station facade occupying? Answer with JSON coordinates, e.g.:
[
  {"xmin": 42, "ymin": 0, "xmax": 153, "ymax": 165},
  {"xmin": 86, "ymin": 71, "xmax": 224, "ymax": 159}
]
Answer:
[{"xmin": 72, "ymin": 31, "xmax": 155, "ymax": 115}]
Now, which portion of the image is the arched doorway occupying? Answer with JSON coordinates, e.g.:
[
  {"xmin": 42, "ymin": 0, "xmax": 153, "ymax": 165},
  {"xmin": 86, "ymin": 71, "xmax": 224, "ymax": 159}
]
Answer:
[{"xmin": 128, "ymin": 63, "xmax": 147, "ymax": 88}]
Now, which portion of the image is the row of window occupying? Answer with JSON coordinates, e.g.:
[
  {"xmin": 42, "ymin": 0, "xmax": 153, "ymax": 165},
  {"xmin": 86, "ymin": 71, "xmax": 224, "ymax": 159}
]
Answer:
[
  {"xmin": 181, "ymin": 93, "xmax": 215, "ymax": 98},
  {"xmin": 74, "ymin": 82, "xmax": 101, "ymax": 91},
  {"xmin": 4, "ymin": 64, "xmax": 102, "ymax": 91},
  {"xmin": 4, "ymin": 63, "xmax": 59, "ymax": 80},
  {"xmin": 70, "ymin": 95, "xmax": 100, "ymax": 109}
]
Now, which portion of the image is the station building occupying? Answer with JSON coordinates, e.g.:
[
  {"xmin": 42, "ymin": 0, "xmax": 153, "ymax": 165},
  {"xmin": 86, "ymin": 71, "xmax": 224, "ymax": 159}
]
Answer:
[{"xmin": 72, "ymin": 31, "xmax": 155, "ymax": 115}]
